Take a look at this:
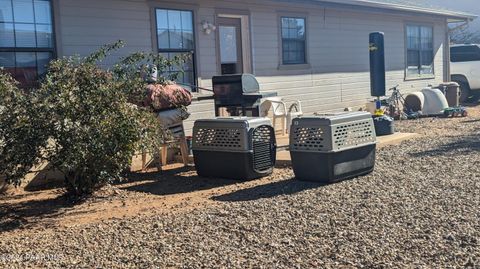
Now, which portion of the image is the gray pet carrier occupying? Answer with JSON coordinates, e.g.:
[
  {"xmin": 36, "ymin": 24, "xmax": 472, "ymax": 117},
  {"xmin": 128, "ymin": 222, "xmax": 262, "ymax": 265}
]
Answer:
[
  {"xmin": 192, "ymin": 117, "xmax": 276, "ymax": 180},
  {"xmin": 289, "ymin": 112, "xmax": 377, "ymax": 183}
]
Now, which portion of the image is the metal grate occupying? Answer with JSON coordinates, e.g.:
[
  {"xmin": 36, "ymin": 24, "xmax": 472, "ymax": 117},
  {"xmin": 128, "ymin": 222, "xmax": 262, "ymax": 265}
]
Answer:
[
  {"xmin": 194, "ymin": 128, "xmax": 243, "ymax": 150},
  {"xmin": 252, "ymin": 126, "xmax": 276, "ymax": 172},
  {"xmin": 333, "ymin": 119, "xmax": 375, "ymax": 149},
  {"xmin": 291, "ymin": 127, "xmax": 327, "ymax": 152}
]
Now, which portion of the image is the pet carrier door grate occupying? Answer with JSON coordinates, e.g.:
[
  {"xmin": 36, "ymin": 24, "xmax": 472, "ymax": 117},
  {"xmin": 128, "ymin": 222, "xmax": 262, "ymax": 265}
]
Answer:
[{"xmin": 252, "ymin": 125, "xmax": 276, "ymax": 172}]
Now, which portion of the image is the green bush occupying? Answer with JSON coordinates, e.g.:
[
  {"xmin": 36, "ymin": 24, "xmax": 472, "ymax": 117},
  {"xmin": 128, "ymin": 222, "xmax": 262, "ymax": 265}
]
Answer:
[
  {"xmin": 0, "ymin": 41, "xmax": 187, "ymax": 196},
  {"xmin": 0, "ymin": 70, "xmax": 48, "ymax": 186}
]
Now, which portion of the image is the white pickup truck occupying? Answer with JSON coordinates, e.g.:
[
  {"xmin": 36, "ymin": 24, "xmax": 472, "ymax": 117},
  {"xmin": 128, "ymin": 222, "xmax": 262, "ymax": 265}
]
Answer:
[{"xmin": 450, "ymin": 44, "xmax": 480, "ymax": 103}]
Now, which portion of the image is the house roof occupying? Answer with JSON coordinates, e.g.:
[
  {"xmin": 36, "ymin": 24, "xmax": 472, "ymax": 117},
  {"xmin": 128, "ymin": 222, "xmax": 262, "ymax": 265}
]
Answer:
[{"xmin": 303, "ymin": 0, "xmax": 477, "ymax": 22}]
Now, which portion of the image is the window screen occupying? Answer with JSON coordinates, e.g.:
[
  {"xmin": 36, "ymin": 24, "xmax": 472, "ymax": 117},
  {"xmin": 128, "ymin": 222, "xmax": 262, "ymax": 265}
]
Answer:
[
  {"xmin": 281, "ymin": 17, "xmax": 306, "ymax": 65},
  {"xmin": 156, "ymin": 8, "xmax": 196, "ymax": 91},
  {"xmin": 406, "ymin": 25, "xmax": 434, "ymax": 77}
]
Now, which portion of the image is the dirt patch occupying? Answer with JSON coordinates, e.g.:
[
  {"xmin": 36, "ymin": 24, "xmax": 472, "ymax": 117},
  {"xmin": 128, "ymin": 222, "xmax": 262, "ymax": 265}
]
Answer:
[{"xmin": 0, "ymin": 164, "xmax": 294, "ymax": 233}]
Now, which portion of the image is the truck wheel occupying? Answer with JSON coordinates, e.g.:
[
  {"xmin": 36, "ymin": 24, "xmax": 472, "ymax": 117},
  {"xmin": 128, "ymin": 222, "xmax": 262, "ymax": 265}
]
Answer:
[{"xmin": 458, "ymin": 81, "xmax": 471, "ymax": 104}]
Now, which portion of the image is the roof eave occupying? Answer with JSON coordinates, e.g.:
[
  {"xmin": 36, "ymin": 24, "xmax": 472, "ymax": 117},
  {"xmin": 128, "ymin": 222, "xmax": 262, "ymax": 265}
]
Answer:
[
  {"xmin": 355, "ymin": 0, "xmax": 477, "ymax": 21},
  {"xmin": 447, "ymin": 16, "xmax": 478, "ymax": 24},
  {"xmin": 306, "ymin": 0, "xmax": 478, "ymax": 22}
]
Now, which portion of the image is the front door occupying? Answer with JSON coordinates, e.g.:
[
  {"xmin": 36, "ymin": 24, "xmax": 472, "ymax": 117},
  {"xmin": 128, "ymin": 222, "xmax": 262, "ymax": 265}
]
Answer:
[{"xmin": 218, "ymin": 17, "xmax": 243, "ymax": 75}]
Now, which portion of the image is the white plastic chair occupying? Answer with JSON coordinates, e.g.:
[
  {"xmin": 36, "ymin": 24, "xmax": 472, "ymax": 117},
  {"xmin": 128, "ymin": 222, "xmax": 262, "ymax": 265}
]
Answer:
[{"xmin": 261, "ymin": 97, "xmax": 303, "ymax": 135}]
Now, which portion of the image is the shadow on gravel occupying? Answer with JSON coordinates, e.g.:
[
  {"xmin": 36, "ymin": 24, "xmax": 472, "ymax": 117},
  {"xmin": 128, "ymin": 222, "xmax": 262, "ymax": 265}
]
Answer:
[
  {"xmin": 125, "ymin": 165, "xmax": 195, "ymax": 183},
  {"xmin": 212, "ymin": 179, "xmax": 322, "ymax": 202},
  {"xmin": 0, "ymin": 195, "xmax": 75, "ymax": 233},
  {"xmin": 463, "ymin": 96, "xmax": 480, "ymax": 106},
  {"xmin": 461, "ymin": 119, "xmax": 480, "ymax": 124},
  {"xmin": 124, "ymin": 166, "xmax": 239, "ymax": 196},
  {"xmin": 409, "ymin": 134, "xmax": 480, "ymax": 157}
]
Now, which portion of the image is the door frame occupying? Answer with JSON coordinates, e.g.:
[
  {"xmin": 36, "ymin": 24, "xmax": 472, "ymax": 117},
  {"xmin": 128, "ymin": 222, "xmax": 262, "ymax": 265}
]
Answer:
[
  {"xmin": 215, "ymin": 11, "xmax": 252, "ymax": 74},
  {"xmin": 217, "ymin": 17, "xmax": 244, "ymax": 75}
]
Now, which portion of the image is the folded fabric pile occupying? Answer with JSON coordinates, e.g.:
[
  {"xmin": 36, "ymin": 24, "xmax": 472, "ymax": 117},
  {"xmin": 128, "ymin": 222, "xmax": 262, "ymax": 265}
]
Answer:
[
  {"xmin": 144, "ymin": 82, "xmax": 192, "ymax": 112},
  {"xmin": 157, "ymin": 108, "xmax": 190, "ymax": 128}
]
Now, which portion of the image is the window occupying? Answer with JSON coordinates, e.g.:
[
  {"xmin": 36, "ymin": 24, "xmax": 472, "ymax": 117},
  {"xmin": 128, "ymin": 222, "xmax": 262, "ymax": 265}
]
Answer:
[
  {"xmin": 281, "ymin": 17, "xmax": 306, "ymax": 65},
  {"xmin": 451, "ymin": 45, "xmax": 480, "ymax": 62},
  {"xmin": 406, "ymin": 25, "xmax": 434, "ymax": 77},
  {"xmin": 0, "ymin": 0, "xmax": 55, "ymax": 88},
  {"xmin": 155, "ymin": 8, "xmax": 196, "ymax": 91}
]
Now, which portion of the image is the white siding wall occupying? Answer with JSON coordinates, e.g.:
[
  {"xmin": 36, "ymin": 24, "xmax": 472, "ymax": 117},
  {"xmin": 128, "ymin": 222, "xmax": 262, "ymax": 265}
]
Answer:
[
  {"xmin": 55, "ymin": 0, "xmax": 448, "ymax": 135},
  {"xmin": 56, "ymin": 0, "xmax": 152, "ymax": 65},
  {"xmin": 249, "ymin": 6, "xmax": 446, "ymax": 112}
]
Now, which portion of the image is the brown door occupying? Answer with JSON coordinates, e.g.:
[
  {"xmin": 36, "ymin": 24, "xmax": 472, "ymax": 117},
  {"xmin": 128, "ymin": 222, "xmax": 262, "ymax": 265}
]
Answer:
[{"xmin": 218, "ymin": 17, "xmax": 243, "ymax": 75}]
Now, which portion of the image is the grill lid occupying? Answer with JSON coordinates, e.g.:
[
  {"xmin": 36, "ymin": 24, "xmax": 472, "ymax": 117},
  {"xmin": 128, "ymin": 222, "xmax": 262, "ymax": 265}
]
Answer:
[{"xmin": 212, "ymin": 74, "xmax": 260, "ymax": 97}]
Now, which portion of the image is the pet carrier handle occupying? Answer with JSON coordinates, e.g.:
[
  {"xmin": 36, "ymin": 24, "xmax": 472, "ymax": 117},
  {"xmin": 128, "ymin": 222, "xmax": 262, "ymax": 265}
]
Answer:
[{"xmin": 252, "ymin": 125, "xmax": 277, "ymax": 173}]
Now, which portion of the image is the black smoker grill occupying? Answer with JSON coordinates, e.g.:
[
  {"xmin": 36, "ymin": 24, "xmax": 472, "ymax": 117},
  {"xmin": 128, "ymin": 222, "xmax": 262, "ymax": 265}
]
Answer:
[
  {"xmin": 192, "ymin": 117, "xmax": 276, "ymax": 180},
  {"xmin": 211, "ymin": 74, "xmax": 277, "ymax": 117}
]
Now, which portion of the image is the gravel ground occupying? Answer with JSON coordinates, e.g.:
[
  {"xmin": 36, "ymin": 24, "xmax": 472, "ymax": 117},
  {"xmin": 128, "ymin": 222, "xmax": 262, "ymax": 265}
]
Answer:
[{"xmin": 1, "ymin": 113, "xmax": 480, "ymax": 268}]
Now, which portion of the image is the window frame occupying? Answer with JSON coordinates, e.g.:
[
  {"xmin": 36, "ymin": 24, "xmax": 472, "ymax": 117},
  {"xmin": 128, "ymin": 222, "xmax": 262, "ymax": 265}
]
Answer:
[
  {"xmin": 153, "ymin": 7, "xmax": 198, "ymax": 92},
  {"xmin": 278, "ymin": 13, "xmax": 309, "ymax": 69},
  {"xmin": 0, "ymin": 0, "xmax": 57, "ymax": 86},
  {"xmin": 404, "ymin": 23, "xmax": 435, "ymax": 80}
]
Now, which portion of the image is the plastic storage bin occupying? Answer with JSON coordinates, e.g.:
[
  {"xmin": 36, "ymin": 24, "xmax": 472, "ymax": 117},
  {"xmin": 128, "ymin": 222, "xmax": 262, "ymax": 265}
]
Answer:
[
  {"xmin": 373, "ymin": 115, "xmax": 395, "ymax": 136},
  {"xmin": 192, "ymin": 117, "xmax": 276, "ymax": 180},
  {"xmin": 289, "ymin": 112, "xmax": 377, "ymax": 183}
]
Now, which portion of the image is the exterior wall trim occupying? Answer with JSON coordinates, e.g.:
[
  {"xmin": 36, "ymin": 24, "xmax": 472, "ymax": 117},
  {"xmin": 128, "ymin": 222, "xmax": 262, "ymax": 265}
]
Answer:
[
  {"xmin": 215, "ymin": 8, "xmax": 253, "ymax": 74},
  {"xmin": 444, "ymin": 19, "xmax": 451, "ymax": 82},
  {"xmin": 51, "ymin": 0, "xmax": 62, "ymax": 58},
  {"xmin": 279, "ymin": 0, "xmax": 475, "ymax": 21}
]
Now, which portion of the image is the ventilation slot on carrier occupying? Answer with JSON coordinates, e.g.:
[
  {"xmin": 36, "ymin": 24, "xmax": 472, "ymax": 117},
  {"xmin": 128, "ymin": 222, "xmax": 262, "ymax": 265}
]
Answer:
[
  {"xmin": 291, "ymin": 127, "xmax": 326, "ymax": 152},
  {"xmin": 194, "ymin": 128, "xmax": 243, "ymax": 150},
  {"xmin": 333, "ymin": 120, "xmax": 374, "ymax": 149}
]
